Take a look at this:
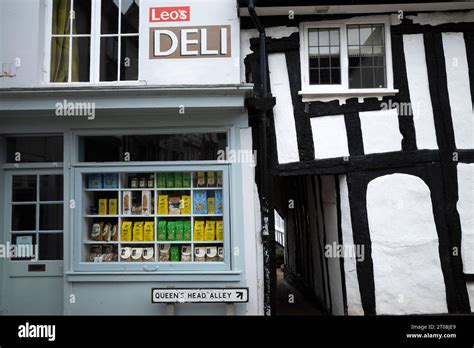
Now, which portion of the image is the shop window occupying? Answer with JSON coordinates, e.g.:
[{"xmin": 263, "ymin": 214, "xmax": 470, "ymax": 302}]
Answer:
[
  {"xmin": 49, "ymin": 0, "xmax": 139, "ymax": 83},
  {"xmin": 79, "ymin": 133, "xmax": 227, "ymax": 162},
  {"xmin": 10, "ymin": 175, "xmax": 64, "ymax": 261},
  {"xmin": 6, "ymin": 136, "xmax": 63, "ymax": 163}
]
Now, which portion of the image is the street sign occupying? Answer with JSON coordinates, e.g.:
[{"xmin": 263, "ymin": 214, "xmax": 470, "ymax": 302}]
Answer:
[{"xmin": 152, "ymin": 288, "xmax": 249, "ymax": 303}]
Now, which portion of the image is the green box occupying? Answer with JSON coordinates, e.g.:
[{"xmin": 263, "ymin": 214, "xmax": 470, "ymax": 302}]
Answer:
[
  {"xmin": 166, "ymin": 172, "xmax": 175, "ymax": 188},
  {"xmin": 157, "ymin": 221, "xmax": 167, "ymax": 241},
  {"xmin": 156, "ymin": 173, "xmax": 166, "ymax": 188},
  {"xmin": 183, "ymin": 221, "xmax": 191, "ymax": 241},
  {"xmin": 167, "ymin": 221, "xmax": 176, "ymax": 241},
  {"xmin": 170, "ymin": 246, "xmax": 180, "ymax": 262},
  {"xmin": 175, "ymin": 221, "xmax": 184, "ymax": 240},
  {"xmin": 183, "ymin": 172, "xmax": 191, "ymax": 188},
  {"xmin": 174, "ymin": 172, "xmax": 183, "ymax": 188}
]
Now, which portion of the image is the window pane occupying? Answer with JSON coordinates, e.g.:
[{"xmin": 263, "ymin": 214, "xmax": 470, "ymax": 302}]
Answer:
[
  {"xmin": 12, "ymin": 205, "xmax": 36, "ymax": 231},
  {"xmin": 121, "ymin": 0, "xmax": 139, "ymax": 34},
  {"xmin": 318, "ymin": 30, "xmax": 329, "ymax": 46},
  {"xmin": 307, "ymin": 28, "xmax": 340, "ymax": 85},
  {"xmin": 361, "ymin": 67, "xmax": 375, "ymax": 88},
  {"xmin": 374, "ymin": 67, "xmax": 386, "ymax": 88},
  {"xmin": 12, "ymin": 176, "xmax": 36, "ymax": 202},
  {"xmin": 101, "ymin": 0, "xmax": 119, "ymax": 34},
  {"xmin": 11, "ymin": 234, "xmax": 37, "ymax": 261},
  {"xmin": 331, "ymin": 68, "xmax": 341, "ymax": 84},
  {"xmin": 50, "ymin": 37, "xmax": 69, "ymax": 82},
  {"xmin": 52, "ymin": 0, "xmax": 71, "ymax": 35},
  {"xmin": 73, "ymin": 0, "xmax": 91, "ymax": 34},
  {"xmin": 309, "ymin": 69, "xmax": 319, "ymax": 84},
  {"xmin": 349, "ymin": 67, "xmax": 361, "ymax": 88},
  {"xmin": 372, "ymin": 25, "xmax": 384, "ymax": 45},
  {"xmin": 330, "ymin": 29, "xmax": 339, "ymax": 45},
  {"xmin": 40, "ymin": 175, "xmax": 63, "ymax": 202},
  {"xmin": 39, "ymin": 234, "xmax": 63, "ymax": 260},
  {"xmin": 100, "ymin": 37, "xmax": 118, "ymax": 81},
  {"xmin": 359, "ymin": 25, "xmax": 373, "ymax": 45},
  {"xmin": 347, "ymin": 26, "xmax": 359, "ymax": 45},
  {"xmin": 39, "ymin": 204, "xmax": 63, "ymax": 230},
  {"xmin": 308, "ymin": 30, "xmax": 318, "ymax": 46},
  {"xmin": 71, "ymin": 37, "xmax": 90, "ymax": 82},
  {"xmin": 319, "ymin": 69, "xmax": 330, "ymax": 84},
  {"xmin": 6, "ymin": 136, "xmax": 63, "ymax": 163},
  {"xmin": 120, "ymin": 36, "xmax": 138, "ymax": 80}
]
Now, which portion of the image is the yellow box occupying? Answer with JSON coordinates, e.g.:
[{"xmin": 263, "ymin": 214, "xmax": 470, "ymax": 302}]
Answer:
[
  {"xmin": 98, "ymin": 199, "xmax": 107, "ymax": 215},
  {"xmin": 216, "ymin": 220, "xmax": 224, "ymax": 241},
  {"xmin": 133, "ymin": 222, "xmax": 144, "ymax": 241},
  {"xmin": 194, "ymin": 221, "xmax": 205, "ymax": 241},
  {"xmin": 144, "ymin": 221, "xmax": 154, "ymax": 241},
  {"xmin": 205, "ymin": 221, "xmax": 216, "ymax": 241},
  {"xmin": 108, "ymin": 199, "xmax": 118, "ymax": 215},
  {"xmin": 181, "ymin": 195, "xmax": 191, "ymax": 215},
  {"xmin": 158, "ymin": 195, "xmax": 169, "ymax": 215},
  {"xmin": 207, "ymin": 197, "xmax": 215, "ymax": 214},
  {"xmin": 121, "ymin": 221, "xmax": 132, "ymax": 241}
]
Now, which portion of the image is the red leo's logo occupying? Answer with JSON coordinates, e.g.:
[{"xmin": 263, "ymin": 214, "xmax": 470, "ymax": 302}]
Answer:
[{"xmin": 149, "ymin": 6, "xmax": 190, "ymax": 22}]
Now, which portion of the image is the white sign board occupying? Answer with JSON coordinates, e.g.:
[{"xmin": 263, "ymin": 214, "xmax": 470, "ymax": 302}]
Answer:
[
  {"xmin": 140, "ymin": 0, "xmax": 240, "ymax": 85},
  {"xmin": 152, "ymin": 288, "xmax": 249, "ymax": 303}
]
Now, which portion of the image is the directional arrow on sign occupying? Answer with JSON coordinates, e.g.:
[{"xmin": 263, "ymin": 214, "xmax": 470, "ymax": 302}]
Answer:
[{"xmin": 236, "ymin": 292, "xmax": 243, "ymax": 300}]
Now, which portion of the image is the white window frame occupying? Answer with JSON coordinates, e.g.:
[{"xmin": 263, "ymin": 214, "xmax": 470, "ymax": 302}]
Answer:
[
  {"xmin": 43, "ymin": 0, "xmax": 142, "ymax": 86},
  {"xmin": 299, "ymin": 15, "xmax": 398, "ymax": 102}
]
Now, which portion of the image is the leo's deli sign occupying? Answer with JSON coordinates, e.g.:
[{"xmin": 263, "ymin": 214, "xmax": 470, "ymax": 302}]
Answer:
[{"xmin": 148, "ymin": 6, "xmax": 231, "ymax": 59}]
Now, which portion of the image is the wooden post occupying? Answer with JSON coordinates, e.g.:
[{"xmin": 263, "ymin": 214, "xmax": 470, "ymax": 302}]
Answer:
[{"xmin": 166, "ymin": 303, "xmax": 176, "ymax": 315}]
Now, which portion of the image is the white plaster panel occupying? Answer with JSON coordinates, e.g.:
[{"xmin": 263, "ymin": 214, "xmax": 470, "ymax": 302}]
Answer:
[
  {"xmin": 467, "ymin": 282, "xmax": 474, "ymax": 313},
  {"xmin": 403, "ymin": 34, "xmax": 439, "ymax": 150},
  {"xmin": 339, "ymin": 175, "xmax": 364, "ymax": 315},
  {"xmin": 359, "ymin": 109, "xmax": 402, "ymax": 154},
  {"xmin": 457, "ymin": 163, "xmax": 474, "ymax": 274},
  {"xmin": 268, "ymin": 53, "xmax": 300, "ymax": 164},
  {"xmin": 311, "ymin": 115, "xmax": 349, "ymax": 159},
  {"xmin": 367, "ymin": 174, "xmax": 448, "ymax": 314},
  {"xmin": 442, "ymin": 32, "xmax": 474, "ymax": 149}
]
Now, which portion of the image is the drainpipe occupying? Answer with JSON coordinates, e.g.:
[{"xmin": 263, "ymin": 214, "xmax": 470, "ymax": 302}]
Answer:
[{"xmin": 247, "ymin": 0, "xmax": 276, "ymax": 316}]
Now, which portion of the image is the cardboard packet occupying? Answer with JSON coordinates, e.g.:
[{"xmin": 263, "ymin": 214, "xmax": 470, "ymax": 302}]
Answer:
[
  {"xmin": 216, "ymin": 220, "xmax": 224, "ymax": 241},
  {"xmin": 207, "ymin": 172, "xmax": 215, "ymax": 187},
  {"xmin": 181, "ymin": 246, "xmax": 192, "ymax": 262},
  {"xmin": 87, "ymin": 174, "xmax": 102, "ymax": 189},
  {"xmin": 174, "ymin": 172, "xmax": 183, "ymax": 188},
  {"xmin": 109, "ymin": 199, "xmax": 118, "ymax": 215},
  {"xmin": 120, "ymin": 247, "xmax": 131, "ymax": 262},
  {"xmin": 183, "ymin": 221, "xmax": 192, "ymax": 241},
  {"xmin": 216, "ymin": 172, "xmax": 223, "ymax": 187},
  {"xmin": 98, "ymin": 199, "xmax": 108, "ymax": 215},
  {"xmin": 158, "ymin": 195, "xmax": 169, "ymax": 215},
  {"xmin": 215, "ymin": 191, "xmax": 223, "ymax": 214},
  {"xmin": 103, "ymin": 173, "xmax": 118, "ymax": 189},
  {"xmin": 205, "ymin": 221, "xmax": 216, "ymax": 241},
  {"xmin": 89, "ymin": 245, "xmax": 103, "ymax": 262},
  {"xmin": 206, "ymin": 246, "xmax": 218, "ymax": 262},
  {"xmin": 197, "ymin": 172, "xmax": 206, "ymax": 187},
  {"xmin": 218, "ymin": 247, "xmax": 224, "ymax": 262},
  {"xmin": 175, "ymin": 221, "xmax": 184, "ymax": 240},
  {"xmin": 123, "ymin": 191, "xmax": 132, "ymax": 215},
  {"xmin": 194, "ymin": 221, "xmax": 205, "ymax": 241},
  {"xmin": 157, "ymin": 221, "xmax": 167, "ymax": 241},
  {"xmin": 159, "ymin": 244, "xmax": 170, "ymax": 262},
  {"xmin": 194, "ymin": 246, "xmax": 206, "ymax": 262},
  {"xmin": 103, "ymin": 245, "xmax": 117, "ymax": 262},
  {"xmin": 142, "ymin": 191, "xmax": 151, "ymax": 215},
  {"xmin": 167, "ymin": 221, "xmax": 176, "ymax": 241},
  {"xmin": 207, "ymin": 197, "xmax": 215, "ymax": 214},
  {"xmin": 111, "ymin": 224, "xmax": 118, "ymax": 241},
  {"xmin": 156, "ymin": 173, "xmax": 166, "ymax": 188},
  {"xmin": 121, "ymin": 221, "xmax": 132, "ymax": 241},
  {"xmin": 91, "ymin": 222, "xmax": 103, "ymax": 241},
  {"xmin": 193, "ymin": 191, "xmax": 207, "ymax": 215},
  {"xmin": 166, "ymin": 173, "xmax": 175, "ymax": 188},
  {"xmin": 183, "ymin": 172, "xmax": 191, "ymax": 188},
  {"xmin": 170, "ymin": 245, "xmax": 180, "ymax": 262},
  {"xmin": 102, "ymin": 223, "xmax": 112, "ymax": 242},
  {"xmin": 133, "ymin": 222, "xmax": 144, "ymax": 241},
  {"xmin": 147, "ymin": 175, "xmax": 154, "ymax": 188},
  {"xmin": 144, "ymin": 221, "xmax": 155, "ymax": 241},
  {"xmin": 180, "ymin": 195, "xmax": 191, "ymax": 215},
  {"xmin": 169, "ymin": 196, "xmax": 181, "ymax": 215}
]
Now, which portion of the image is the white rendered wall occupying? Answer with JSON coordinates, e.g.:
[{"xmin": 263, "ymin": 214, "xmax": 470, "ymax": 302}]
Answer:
[
  {"xmin": 403, "ymin": 34, "xmax": 439, "ymax": 150},
  {"xmin": 268, "ymin": 53, "xmax": 300, "ymax": 164},
  {"xmin": 339, "ymin": 175, "xmax": 364, "ymax": 315},
  {"xmin": 442, "ymin": 32, "xmax": 474, "ymax": 149},
  {"xmin": 457, "ymin": 163, "xmax": 474, "ymax": 274},
  {"xmin": 367, "ymin": 174, "xmax": 448, "ymax": 314},
  {"xmin": 467, "ymin": 282, "xmax": 474, "ymax": 312},
  {"xmin": 359, "ymin": 109, "xmax": 402, "ymax": 154},
  {"xmin": 311, "ymin": 115, "xmax": 349, "ymax": 159}
]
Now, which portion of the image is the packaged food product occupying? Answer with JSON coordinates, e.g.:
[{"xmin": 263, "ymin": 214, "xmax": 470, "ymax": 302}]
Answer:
[
  {"xmin": 183, "ymin": 221, "xmax": 192, "ymax": 241},
  {"xmin": 103, "ymin": 173, "xmax": 118, "ymax": 189},
  {"xmin": 166, "ymin": 221, "xmax": 176, "ymax": 241},
  {"xmin": 131, "ymin": 248, "xmax": 143, "ymax": 262},
  {"xmin": 120, "ymin": 247, "xmax": 131, "ymax": 262},
  {"xmin": 123, "ymin": 191, "xmax": 132, "ymax": 215},
  {"xmin": 147, "ymin": 175, "xmax": 154, "ymax": 188},
  {"xmin": 91, "ymin": 222, "xmax": 103, "ymax": 241},
  {"xmin": 169, "ymin": 196, "xmax": 181, "ymax": 215},
  {"xmin": 207, "ymin": 197, "xmax": 215, "ymax": 214},
  {"xmin": 175, "ymin": 221, "xmax": 184, "ymax": 240},
  {"xmin": 157, "ymin": 221, "xmax": 167, "ymax": 241},
  {"xmin": 183, "ymin": 172, "xmax": 191, "ymax": 188},
  {"xmin": 180, "ymin": 195, "xmax": 191, "ymax": 215},
  {"xmin": 194, "ymin": 246, "xmax": 206, "ymax": 262},
  {"xmin": 143, "ymin": 247, "xmax": 154, "ymax": 262},
  {"xmin": 216, "ymin": 172, "xmax": 223, "ymax": 187},
  {"xmin": 205, "ymin": 221, "xmax": 216, "ymax": 241},
  {"xmin": 206, "ymin": 246, "xmax": 218, "ymax": 262},
  {"xmin": 142, "ymin": 191, "xmax": 151, "ymax": 215},
  {"xmin": 139, "ymin": 177, "xmax": 146, "ymax": 188},
  {"xmin": 144, "ymin": 221, "xmax": 154, "ymax": 241},
  {"xmin": 194, "ymin": 221, "xmax": 205, "ymax": 241},
  {"xmin": 109, "ymin": 199, "xmax": 118, "ymax": 215},
  {"xmin": 207, "ymin": 172, "xmax": 215, "ymax": 187},
  {"xmin": 216, "ymin": 220, "xmax": 224, "ymax": 241},
  {"xmin": 103, "ymin": 245, "xmax": 116, "ymax": 262},
  {"xmin": 193, "ymin": 191, "xmax": 207, "ymax": 215},
  {"xmin": 87, "ymin": 174, "xmax": 102, "ymax": 189},
  {"xmin": 218, "ymin": 247, "xmax": 224, "ymax": 261},
  {"xmin": 197, "ymin": 172, "xmax": 206, "ymax": 187},
  {"xmin": 174, "ymin": 172, "xmax": 183, "ymax": 188},
  {"xmin": 156, "ymin": 173, "xmax": 165, "ymax": 188},
  {"xmin": 102, "ymin": 223, "xmax": 112, "ymax": 242},
  {"xmin": 98, "ymin": 199, "xmax": 108, "ymax": 215},
  {"xmin": 170, "ymin": 245, "xmax": 180, "ymax": 262},
  {"xmin": 166, "ymin": 172, "xmax": 175, "ymax": 188},
  {"xmin": 159, "ymin": 244, "xmax": 170, "ymax": 262},
  {"xmin": 158, "ymin": 195, "xmax": 169, "ymax": 215},
  {"xmin": 121, "ymin": 221, "xmax": 132, "ymax": 241},
  {"xmin": 89, "ymin": 245, "xmax": 102, "ymax": 262},
  {"xmin": 133, "ymin": 222, "xmax": 144, "ymax": 241},
  {"xmin": 111, "ymin": 224, "xmax": 118, "ymax": 241},
  {"xmin": 181, "ymin": 246, "xmax": 192, "ymax": 262},
  {"xmin": 131, "ymin": 177, "xmax": 138, "ymax": 188},
  {"xmin": 215, "ymin": 191, "xmax": 223, "ymax": 214}
]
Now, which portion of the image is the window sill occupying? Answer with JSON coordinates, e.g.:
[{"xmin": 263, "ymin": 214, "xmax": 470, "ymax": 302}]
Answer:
[{"xmin": 299, "ymin": 88, "xmax": 399, "ymax": 103}]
